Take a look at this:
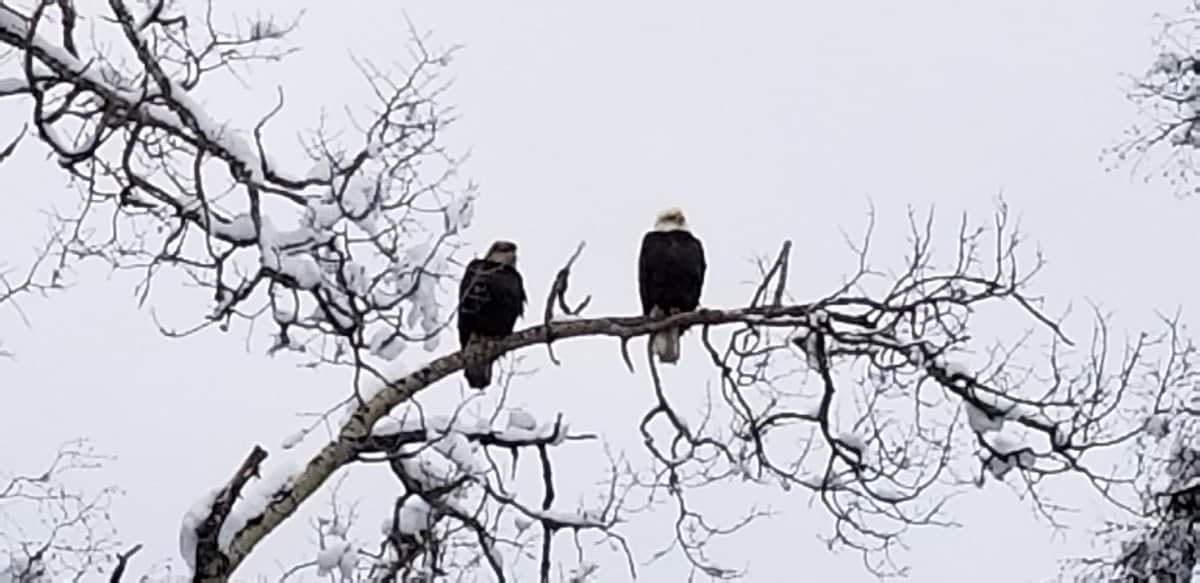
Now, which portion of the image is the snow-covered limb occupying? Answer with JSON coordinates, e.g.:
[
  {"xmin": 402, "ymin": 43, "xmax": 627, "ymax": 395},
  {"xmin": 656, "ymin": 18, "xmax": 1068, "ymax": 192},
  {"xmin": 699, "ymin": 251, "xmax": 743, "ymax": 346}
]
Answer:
[
  {"xmin": 179, "ymin": 488, "xmax": 220, "ymax": 572},
  {"xmin": 788, "ymin": 316, "xmax": 1066, "ymax": 484},
  {"xmin": 198, "ymin": 304, "xmax": 851, "ymax": 577},
  {"xmin": 0, "ymin": 2, "xmax": 301, "ymax": 189},
  {"xmin": 190, "ymin": 446, "xmax": 268, "ymax": 580},
  {"xmin": 369, "ymin": 494, "xmax": 440, "ymax": 582},
  {"xmin": 849, "ymin": 333, "xmax": 1082, "ymax": 488},
  {"xmin": 0, "ymin": 0, "xmax": 468, "ymax": 371},
  {"xmin": 370, "ymin": 473, "xmax": 617, "ymax": 583},
  {"xmin": 387, "ymin": 495, "xmax": 435, "ymax": 538},
  {"xmin": 908, "ymin": 345, "xmax": 1061, "ymax": 440},
  {"xmin": 219, "ymin": 460, "xmax": 300, "ymax": 550},
  {"xmin": 366, "ymin": 406, "xmax": 582, "ymax": 453},
  {"xmin": 365, "ymin": 405, "xmax": 597, "ymax": 576},
  {"xmin": 796, "ymin": 321, "xmax": 1059, "ymax": 441}
]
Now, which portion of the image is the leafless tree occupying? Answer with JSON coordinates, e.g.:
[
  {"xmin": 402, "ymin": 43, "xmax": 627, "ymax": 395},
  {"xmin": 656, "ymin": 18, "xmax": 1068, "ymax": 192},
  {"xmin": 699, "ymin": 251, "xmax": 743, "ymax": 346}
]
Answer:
[
  {"xmin": 1060, "ymin": 403, "xmax": 1200, "ymax": 581},
  {"xmin": 1058, "ymin": 2, "xmax": 1200, "ymax": 579},
  {"xmin": 1107, "ymin": 0, "xmax": 1200, "ymax": 194},
  {"xmin": 0, "ymin": 1, "xmax": 1195, "ymax": 582}
]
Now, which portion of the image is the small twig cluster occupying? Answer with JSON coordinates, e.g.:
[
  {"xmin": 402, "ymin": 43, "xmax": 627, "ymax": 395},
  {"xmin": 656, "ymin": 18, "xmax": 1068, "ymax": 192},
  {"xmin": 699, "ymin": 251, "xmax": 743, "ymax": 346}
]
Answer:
[
  {"xmin": 0, "ymin": 439, "xmax": 122, "ymax": 582},
  {"xmin": 1107, "ymin": 0, "xmax": 1200, "ymax": 194}
]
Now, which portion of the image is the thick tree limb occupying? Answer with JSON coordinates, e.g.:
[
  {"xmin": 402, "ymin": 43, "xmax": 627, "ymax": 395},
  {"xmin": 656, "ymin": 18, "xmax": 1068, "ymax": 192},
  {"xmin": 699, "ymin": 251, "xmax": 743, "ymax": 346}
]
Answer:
[
  {"xmin": 206, "ymin": 303, "xmax": 828, "ymax": 579},
  {"xmin": 195, "ymin": 446, "xmax": 268, "ymax": 580}
]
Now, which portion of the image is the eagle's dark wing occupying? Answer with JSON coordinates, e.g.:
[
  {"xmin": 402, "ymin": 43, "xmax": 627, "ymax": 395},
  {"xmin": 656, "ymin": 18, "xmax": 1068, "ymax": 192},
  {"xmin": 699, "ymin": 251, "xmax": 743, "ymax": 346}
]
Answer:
[
  {"xmin": 458, "ymin": 258, "xmax": 491, "ymax": 346},
  {"xmin": 639, "ymin": 230, "xmax": 706, "ymax": 316},
  {"xmin": 638, "ymin": 233, "xmax": 658, "ymax": 316},
  {"xmin": 458, "ymin": 259, "xmax": 527, "ymax": 346},
  {"xmin": 673, "ymin": 231, "xmax": 706, "ymax": 310},
  {"xmin": 491, "ymin": 264, "xmax": 526, "ymax": 332}
]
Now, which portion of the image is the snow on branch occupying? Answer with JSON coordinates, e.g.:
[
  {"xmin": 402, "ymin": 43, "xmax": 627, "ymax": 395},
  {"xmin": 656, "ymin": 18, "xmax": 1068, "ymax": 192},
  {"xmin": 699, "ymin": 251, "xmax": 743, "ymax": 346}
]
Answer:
[
  {"xmin": 626, "ymin": 203, "xmax": 1196, "ymax": 578},
  {"xmin": 0, "ymin": 0, "xmax": 471, "ymax": 368},
  {"xmin": 158, "ymin": 201, "xmax": 1198, "ymax": 580},
  {"xmin": 185, "ymin": 303, "xmax": 833, "ymax": 578},
  {"xmin": 263, "ymin": 404, "xmax": 618, "ymax": 582},
  {"xmin": 189, "ymin": 446, "xmax": 268, "ymax": 578},
  {"xmin": 2, "ymin": 3, "xmax": 1195, "ymax": 580},
  {"xmin": 366, "ymin": 412, "xmax": 623, "ymax": 583}
]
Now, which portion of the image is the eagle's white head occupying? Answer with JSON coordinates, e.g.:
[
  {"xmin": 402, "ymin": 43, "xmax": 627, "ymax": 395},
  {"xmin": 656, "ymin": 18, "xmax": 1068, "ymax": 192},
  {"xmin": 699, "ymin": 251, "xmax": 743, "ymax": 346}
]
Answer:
[
  {"xmin": 653, "ymin": 207, "xmax": 690, "ymax": 232},
  {"xmin": 485, "ymin": 240, "xmax": 518, "ymax": 266}
]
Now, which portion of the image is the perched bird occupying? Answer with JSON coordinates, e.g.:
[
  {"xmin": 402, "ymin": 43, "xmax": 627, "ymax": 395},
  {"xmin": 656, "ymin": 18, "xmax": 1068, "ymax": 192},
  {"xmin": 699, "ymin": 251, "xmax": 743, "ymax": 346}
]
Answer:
[
  {"xmin": 637, "ymin": 207, "xmax": 707, "ymax": 363},
  {"xmin": 457, "ymin": 240, "xmax": 527, "ymax": 389}
]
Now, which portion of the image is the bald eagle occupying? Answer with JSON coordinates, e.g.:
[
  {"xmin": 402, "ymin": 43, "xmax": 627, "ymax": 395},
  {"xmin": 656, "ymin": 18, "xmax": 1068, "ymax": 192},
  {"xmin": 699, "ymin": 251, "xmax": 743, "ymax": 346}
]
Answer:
[
  {"xmin": 638, "ymin": 208, "xmax": 706, "ymax": 363},
  {"xmin": 458, "ymin": 240, "xmax": 526, "ymax": 389}
]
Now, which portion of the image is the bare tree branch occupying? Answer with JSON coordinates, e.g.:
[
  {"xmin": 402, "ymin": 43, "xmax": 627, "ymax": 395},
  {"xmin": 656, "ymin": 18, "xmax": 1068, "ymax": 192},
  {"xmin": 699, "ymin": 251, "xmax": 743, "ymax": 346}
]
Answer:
[
  {"xmin": 0, "ymin": 439, "xmax": 122, "ymax": 582},
  {"xmin": 109, "ymin": 543, "xmax": 144, "ymax": 583},
  {"xmin": 1107, "ymin": 0, "xmax": 1200, "ymax": 194}
]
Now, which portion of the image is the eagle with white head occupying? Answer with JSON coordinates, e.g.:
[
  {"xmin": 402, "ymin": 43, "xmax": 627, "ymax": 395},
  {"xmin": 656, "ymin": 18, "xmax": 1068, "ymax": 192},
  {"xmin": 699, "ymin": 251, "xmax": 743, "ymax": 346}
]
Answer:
[{"xmin": 637, "ymin": 207, "xmax": 707, "ymax": 363}]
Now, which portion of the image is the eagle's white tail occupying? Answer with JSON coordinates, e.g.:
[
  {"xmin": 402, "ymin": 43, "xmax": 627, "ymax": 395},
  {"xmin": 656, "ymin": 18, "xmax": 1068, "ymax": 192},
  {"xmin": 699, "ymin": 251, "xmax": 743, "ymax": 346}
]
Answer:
[{"xmin": 652, "ymin": 327, "xmax": 682, "ymax": 364}]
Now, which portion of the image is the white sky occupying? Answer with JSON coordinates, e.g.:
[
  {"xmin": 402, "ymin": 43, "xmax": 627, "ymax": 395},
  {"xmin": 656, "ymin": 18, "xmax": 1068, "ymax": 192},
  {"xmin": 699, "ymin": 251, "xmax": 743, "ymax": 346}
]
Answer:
[{"xmin": 1, "ymin": 0, "xmax": 1196, "ymax": 581}]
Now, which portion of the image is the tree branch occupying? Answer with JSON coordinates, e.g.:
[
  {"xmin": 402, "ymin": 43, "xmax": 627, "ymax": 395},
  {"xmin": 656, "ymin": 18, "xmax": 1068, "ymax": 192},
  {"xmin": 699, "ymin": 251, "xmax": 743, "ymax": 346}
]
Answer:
[{"xmin": 207, "ymin": 304, "xmax": 821, "ymax": 577}]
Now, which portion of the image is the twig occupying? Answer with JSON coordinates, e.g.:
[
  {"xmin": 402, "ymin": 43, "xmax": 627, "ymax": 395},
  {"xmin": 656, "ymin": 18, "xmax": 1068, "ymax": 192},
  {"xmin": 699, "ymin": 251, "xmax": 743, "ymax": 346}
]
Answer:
[
  {"xmin": 542, "ymin": 241, "xmax": 592, "ymax": 365},
  {"xmin": 0, "ymin": 124, "xmax": 25, "ymax": 163},
  {"xmin": 109, "ymin": 543, "xmax": 143, "ymax": 582}
]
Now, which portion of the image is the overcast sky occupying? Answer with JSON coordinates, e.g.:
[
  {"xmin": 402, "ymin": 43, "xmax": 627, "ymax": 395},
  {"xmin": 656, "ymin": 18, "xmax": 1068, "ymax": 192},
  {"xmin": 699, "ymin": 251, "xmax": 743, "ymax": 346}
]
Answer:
[{"xmin": 1, "ymin": 0, "xmax": 1196, "ymax": 581}]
